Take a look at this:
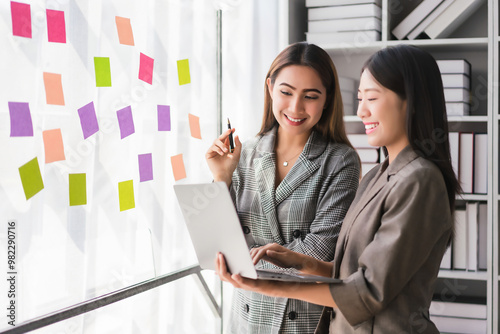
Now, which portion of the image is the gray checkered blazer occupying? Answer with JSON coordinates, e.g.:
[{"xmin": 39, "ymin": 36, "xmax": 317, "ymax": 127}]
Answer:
[{"xmin": 227, "ymin": 127, "xmax": 360, "ymax": 334}]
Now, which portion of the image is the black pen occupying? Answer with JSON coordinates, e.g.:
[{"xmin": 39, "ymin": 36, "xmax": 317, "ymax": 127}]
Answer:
[{"xmin": 227, "ymin": 118, "xmax": 235, "ymax": 153}]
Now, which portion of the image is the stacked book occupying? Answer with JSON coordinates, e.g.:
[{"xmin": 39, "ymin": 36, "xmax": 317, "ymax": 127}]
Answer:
[
  {"xmin": 430, "ymin": 299, "xmax": 487, "ymax": 333},
  {"xmin": 347, "ymin": 134, "xmax": 380, "ymax": 177},
  {"xmin": 392, "ymin": 0, "xmax": 486, "ymax": 40},
  {"xmin": 437, "ymin": 59, "xmax": 471, "ymax": 116},
  {"xmin": 440, "ymin": 202, "xmax": 487, "ymax": 272},
  {"xmin": 339, "ymin": 77, "xmax": 356, "ymax": 116},
  {"xmin": 306, "ymin": 0, "xmax": 382, "ymax": 45},
  {"xmin": 448, "ymin": 131, "xmax": 487, "ymax": 195}
]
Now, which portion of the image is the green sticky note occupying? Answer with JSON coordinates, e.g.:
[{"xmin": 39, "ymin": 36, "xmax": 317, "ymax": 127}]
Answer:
[
  {"xmin": 177, "ymin": 59, "xmax": 191, "ymax": 85},
  {"xmin": 19, "ymin": 157, "xmax": 44, "ymax": 200},
  {"xmin": 69, "ymin": 173, "xmax": 86, "ymax": 206},
  {"xmin": 118, "ymin": 180, "xmax": 135, "ymax": 211},
  {"xmin": 94, "ymin": 57, "xmax": 112, "ymax": 87}
]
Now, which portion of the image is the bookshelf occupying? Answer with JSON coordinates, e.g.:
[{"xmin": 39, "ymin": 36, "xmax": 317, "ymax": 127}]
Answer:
[{"xmin": 282, "ymin": 0, "xmax": 496, "ymax": 332}]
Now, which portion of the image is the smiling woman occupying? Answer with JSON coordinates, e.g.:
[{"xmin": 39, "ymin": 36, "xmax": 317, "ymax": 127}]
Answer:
[{"xmin": 205, "ymin": 42, "xmax": 361, "ymax": 334}]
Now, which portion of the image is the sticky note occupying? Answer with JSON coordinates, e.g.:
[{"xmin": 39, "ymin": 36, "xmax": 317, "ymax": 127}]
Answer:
[
  {"xmin": 177, "ymin": 59, "xmax": 191, "ymax": 85},
  {"xmin": 19, "ymin": 157, "xmax": 44, "ymax": 200},
  {"xmin": 171, "ymin": 154, "xmax": 186, "ymax": 181},
  {"xmin": 117, "ymin": 106, "xmax": 135, "ymax": 139},
  {"xmin": 43, "ymin": 129, "xmax": 65, "ymax": 163},
  {"xmin": 46, "ymin": 9, "xmax": 66, "ymax": 43},
  {"xmin": 94, "ymin": 57, "xmax": 111, "ymax": 87},
  {"xmin": 118, "ymin": 180, "xmax": 135, "ymax": 211},
  {"xmin": 11, "ymin": 1, "xmax": 31, "ymax": 38},
  {"xmin": 78, "ymin": 101, "xmax": 99, "ymax": 139},
  {"xmin": 158, "ymin": 105, "xmax": 171, "ymax": 131},
  {"xmin": 9, "ymin": 102, "xmax": 33, "ymax": 137},
  {"xmin": 188, "ymin": 114, "xmax": 201, "ymax": 139},
  {"xmin": 115, "ymin": 16, "xmax": 134, "ymax": 46},
  {"xmin": 43, "ymin": 72, "xmax": 65, "ymax": 105},
  {"xmin": 139, "ymin": 53, "xmax": 154, "ymax": 84},
  {"xmin": 69, "ymin": 173, "xmax": 86, "ymax": 206},
  {"xmin": 138, "ymin": 153, "xmax": 153, "ymax": 182}
]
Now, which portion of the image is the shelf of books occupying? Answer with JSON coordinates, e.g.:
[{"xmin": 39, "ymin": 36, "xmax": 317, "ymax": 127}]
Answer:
[{"xmin": 302, "ymin": 0, "xmax": 494, "ymax": 332}]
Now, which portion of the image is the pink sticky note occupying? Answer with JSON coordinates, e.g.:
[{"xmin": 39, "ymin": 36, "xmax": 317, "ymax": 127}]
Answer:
[
  {"xmin": 188, "ymin": 114, "xmax": 201, "ymax": 139},
  {"xmin": 158, "ymin": 105, "xmax": 171, "ymax": 131},
  {"xmin": 11, "ymin": 1, "xmax": 31, "ymax": 38},
  {"xmin": 9, "ymin": 102, "xmax": 33, "ymax": 137},
  {"xmin": 138, "ymin": 153, "xmax": 153, "ymax": 182},
  {"xmin": 43, "ymin": 129, "xmax": 65, "ymax": 163},
  {"xmin": 171, "ymin": 154, "xmax": 186, "ymax": 181},
  {"xmin": 43, "ymin": 72, "xmax": 65, "ymax": 105},
  {"xmin": 139, "ymin": 53, "xmax": 154, "ymax": 84},
  {"xmin": 78, "ymin": 102, "xmax": 99, "ymax": 139},
  {"xmin": 117, "ymin": 106, "xmax": 135, "ymax": 139},
  {"xmin": 46, "ymin": 9, "xmax": 66, "ymax": 43}
]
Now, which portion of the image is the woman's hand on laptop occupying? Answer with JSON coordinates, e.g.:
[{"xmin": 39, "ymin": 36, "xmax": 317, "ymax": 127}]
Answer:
[
  {"xmin": 250, "ymin": 243, "xmax": 333, "ymax": 278},
  {"xmin": 206, "ymin": 128, "xmax": 241, "ymax": 187}
]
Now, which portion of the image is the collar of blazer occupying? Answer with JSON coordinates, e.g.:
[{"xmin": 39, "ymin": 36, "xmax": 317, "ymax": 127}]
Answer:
[{"xmin": 255, "ymin": 126, "xmax": 328, "ymax": 161}]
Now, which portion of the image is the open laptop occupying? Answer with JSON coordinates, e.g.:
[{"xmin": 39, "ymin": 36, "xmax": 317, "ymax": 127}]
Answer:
[{"xmin": 174, "ymin": 182, "xmax": 342, "ymax": 283}]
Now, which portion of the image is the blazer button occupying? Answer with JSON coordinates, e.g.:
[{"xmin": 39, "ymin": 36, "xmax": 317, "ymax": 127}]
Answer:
[
  {"xmin": 288, "ymin": 311, "xmax": 297, "ymax": 320},
  {"xmin": 245, "ymin": 304, "xmax": 249, "ymax": 313},
  {"xmin": 243, "ymin": 226, "xmax": 250, "ymax": 234},
  {"xmin": 292, "ymin": 230, "xmax": 301, "ymax": 238}
]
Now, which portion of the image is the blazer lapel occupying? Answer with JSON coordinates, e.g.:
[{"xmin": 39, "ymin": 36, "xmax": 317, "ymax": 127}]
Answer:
[
  {"xmin": 253, "ymin": 130, "xmax": 285, "ymax": 245},
  {"xmin": 275, "ymin": 131, "xmax": 325, "ymax": 206}
]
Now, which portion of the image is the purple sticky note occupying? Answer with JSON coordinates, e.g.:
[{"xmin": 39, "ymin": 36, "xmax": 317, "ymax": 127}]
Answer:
[
  {"xmin": 158, "ymin": 105, "xmax": 171, "ymax": 131},
  {"xmin": 138, "ymin": 153, "xmax": 153, "ymax": 182},
  {"xmin": 77, "ymin": 102, "xmax": 99, "ymax": 139},
  {"xmin": 11, "ymin": 1, "xmax": 31, "ymax": 38},
  {"xmin": 139, "ymin": 53, "xmax": 154, "ymax": 84},
  {"xmin": 9, "ymin": 102, "xmax": 33, "ymax": 137},
  {"xmin": 117, "ymin": 106, "xmax": 135, "ymax": 139},
  {"xmin": 46, "ymin": 9, "xmax": 66, "ymax": 43}
]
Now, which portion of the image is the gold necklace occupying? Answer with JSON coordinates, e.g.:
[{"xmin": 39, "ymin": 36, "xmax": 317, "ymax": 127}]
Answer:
[{"xmin": 281, "ymin": 150, "xmax": 302, "ymax": 167}]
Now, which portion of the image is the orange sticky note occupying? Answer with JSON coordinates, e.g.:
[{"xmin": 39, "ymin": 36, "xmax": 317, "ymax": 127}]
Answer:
[
  {"xmin": 115, "ymin": 16, "xmax": 134, "ymax": 46},
  {"xmin": 43, "ymin": 72, "xmax": 65, "ymax": 105},
  {"xmin": 188, "ymin": 113, "xmax": 201, "ymax": 139},
  {"xmin": 171, "ymin": 154, "xmax": 186, "ymax": 181},
  {"xmin": 43, "ymin": 129, "xmax": 65, "ymax": 163}
]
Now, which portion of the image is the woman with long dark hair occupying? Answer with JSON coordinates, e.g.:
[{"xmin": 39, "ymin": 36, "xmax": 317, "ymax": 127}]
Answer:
[
  {"xmin": 215, "ymin": 44, "xmax": 460, "ymax": 333},
  {"xmin": 206, "ymin": 42, "xmax": 360, "ymax": 333}
]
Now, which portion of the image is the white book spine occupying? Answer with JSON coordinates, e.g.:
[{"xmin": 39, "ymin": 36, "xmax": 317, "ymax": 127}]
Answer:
[
  {"xmin": 446, "ymin": 102, "xmax": 470, "ymax": 116},
  {"xmin": 436, "ymin": 59, "xmax": 471, "ymax": 75},
  {"xmin": 356, "ymin": 148, "xmax": 380, "ymax": 163},
  {"xmin": 452, "ymin": 209, "xmax": 467, "ymax": 270},
  {"xmin": 391, "ymin": 0, "xmax": 444, "ymax": 40},
  {"xmin": 430, "ymin": 300, "xmax": 487, "ymax": 319},
  {"xmin": 459, "ymin": 133, "xmax": 474, "ymax": 194},
  {"xmin": 448, "ymin": 132, "xmax": 459, "ymax": 178},
  {"xmin": 308, "ymin": 17, "xmax": 382, "ymax": 33},
  {"xmin": 406, "ymin": 0, "xmax": 455, "ymax": 40},
  {"xmin": 466, "ymin": 202, "xmax": 478, "ymax": 271},
  {"xmin": 477, "ymin": 203, "xmax": 487, "ymax": 270},
  {"xmin": 431, "ymin": 315, "xmax": 487, "ymax": 334},
  {"xmin": 306, "ymin": 0, "xmax": 382, "ymax": 7},
  {"xmin": 348, "ymin": 134, "xmax": 371, "ymax": 148},
  {"xmin": 441, "ymin": 74, "xmax": 470, "ymax": 89},
  {"xmin": 308, "ymin": 4, "xmax": 381, "ymax": 21},
  {"xmin": 306, "ymin": 30, "xmax": 381, "ymax": 44},
  {"xmin": 473, "ymin": 134, "xmax": 487, "ymax": 194},
  {"xmin": 444, "ymin": 88, "xmax": 470, "ymax": 103}
]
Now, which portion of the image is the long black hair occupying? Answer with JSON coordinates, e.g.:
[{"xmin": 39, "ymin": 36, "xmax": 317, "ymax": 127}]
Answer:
[{"xmin": 362, "ymin": 44, "xmax": 461, "ymax": 211}]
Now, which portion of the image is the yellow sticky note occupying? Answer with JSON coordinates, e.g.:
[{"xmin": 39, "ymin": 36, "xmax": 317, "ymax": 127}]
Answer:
[
  {"xmin": 69, "ymin": 173, "xmax": 86, "ymax": 206},
  {"xmin": 171, "ymin": 154, "xmax": 186, "ymax": 181},
  {"xmin": 177, "ymin": 59, "xmax": 191, "ymax": 85},
  {"xmin": 118, "ymin": 180, "xmax": 135, "ymax": 211},
  {"xmin": 19, "ymin": 157, "xmax": 44, "ymax": 200},
  {"xmin": 43, "ymin": 129, "xmax": 65, "ymax": 163},
  {"xmin": 188, "ymin": 114, "xmax": 201, "ymax": 139},
  {"xmin": 43, "ymin": 72, "xmax": 65, "ymax": 105}
]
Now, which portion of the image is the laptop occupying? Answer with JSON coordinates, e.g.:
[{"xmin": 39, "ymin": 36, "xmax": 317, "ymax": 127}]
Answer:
[{"xmin": 174, "ymin": 182, "xmax": 342, "ymax": 283}]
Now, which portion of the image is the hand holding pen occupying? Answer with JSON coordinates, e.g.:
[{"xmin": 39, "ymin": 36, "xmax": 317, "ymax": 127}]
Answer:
[{"xmin": 205, "ymin": 118, "xmax": 241, "ymax": 187}]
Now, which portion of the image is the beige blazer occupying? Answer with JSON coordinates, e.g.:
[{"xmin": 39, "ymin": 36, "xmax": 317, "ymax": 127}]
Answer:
[{"xmin": 318, "ymin": 146, "xmax": 453, "ymax": 334}]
